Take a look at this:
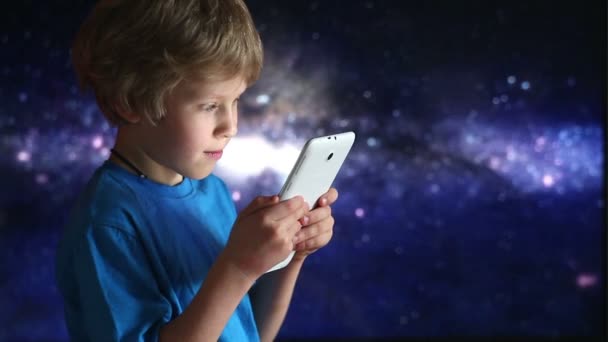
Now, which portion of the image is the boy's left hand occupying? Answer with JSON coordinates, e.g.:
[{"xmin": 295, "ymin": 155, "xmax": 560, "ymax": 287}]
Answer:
[{"xmin": 292, "ymin": 188, "xmax": 339, "ymax": 261}]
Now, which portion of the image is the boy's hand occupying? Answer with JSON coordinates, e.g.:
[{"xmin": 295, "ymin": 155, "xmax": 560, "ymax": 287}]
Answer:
[
  {"xmin": 292, "ymin": 188, "xmax": 339, "ymax": 261},
  {"xmin": 223, "ymin": 195, "xmax": 309, "ymax": 281}
]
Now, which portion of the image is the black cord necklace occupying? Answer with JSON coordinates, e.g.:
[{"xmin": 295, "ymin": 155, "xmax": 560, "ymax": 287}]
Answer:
[{"xmin": 110, "ymin": 148, "xmax": 147, "ymax": 179}]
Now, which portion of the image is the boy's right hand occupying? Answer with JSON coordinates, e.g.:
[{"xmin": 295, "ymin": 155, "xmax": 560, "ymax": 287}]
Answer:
[{"xmin": 222, "ymin": 195, "xmax": 310, "ymax": 281}]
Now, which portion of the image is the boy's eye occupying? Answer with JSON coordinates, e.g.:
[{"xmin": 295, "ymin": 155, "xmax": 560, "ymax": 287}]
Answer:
[{"xmin": 201, "ymin": 103, "xmax": 218, "ymax": 112}]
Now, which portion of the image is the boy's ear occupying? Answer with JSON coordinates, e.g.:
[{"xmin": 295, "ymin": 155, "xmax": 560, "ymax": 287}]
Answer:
[{"xmin": 113, "ymin": 105, "xmax": 142, "ymax": 124}]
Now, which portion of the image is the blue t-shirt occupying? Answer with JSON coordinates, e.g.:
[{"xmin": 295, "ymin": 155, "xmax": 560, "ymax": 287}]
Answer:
[{"xmin": 55, "ymin": 160, "xmax": 260, "ymax": 341}]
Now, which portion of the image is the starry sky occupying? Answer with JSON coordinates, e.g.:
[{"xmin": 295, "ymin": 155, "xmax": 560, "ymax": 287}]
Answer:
[{"xmin": 0, "ymin": 0, "xmax": 606, "ymax": 341}]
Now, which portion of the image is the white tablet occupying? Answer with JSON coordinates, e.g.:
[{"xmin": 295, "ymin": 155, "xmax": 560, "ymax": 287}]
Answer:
[{"xmin": 266, "ymin": 131, "xmax": 356, "ymax": 273}]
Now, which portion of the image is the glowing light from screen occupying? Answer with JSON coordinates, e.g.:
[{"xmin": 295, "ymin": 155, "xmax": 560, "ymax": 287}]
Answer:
[{"xmin": 217, "ymin": 135, "xmax": 301, "ymax": 180}]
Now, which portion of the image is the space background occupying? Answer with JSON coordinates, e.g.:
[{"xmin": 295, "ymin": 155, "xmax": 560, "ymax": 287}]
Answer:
[{"xmin": 0, "ymin": 1, "xmax": 605, "ymax": 340}]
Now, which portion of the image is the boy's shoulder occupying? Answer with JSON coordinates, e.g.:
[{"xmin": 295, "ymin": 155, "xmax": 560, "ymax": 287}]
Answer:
[{"xmin": 71, "ymin": 162, "xmax": 143, "ymax": 231}]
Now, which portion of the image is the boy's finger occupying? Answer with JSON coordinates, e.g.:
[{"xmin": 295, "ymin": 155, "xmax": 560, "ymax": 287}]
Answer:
[
  {"xmin": 268, "ymin": 196, "xmax": 308, "ymax": 221},
  {"xmin": 301, "ymin": 206, "xmax": 331, "ymax": 226},
  {"xmin": 276, "ymin": 198, "xmax": 310, "ymax": 227},
  {"xmin": 294, "ymin": 218, "xmax": 332, "ymax": 243},
  {"xmin": 293, "ymin": 223, "xmax": 320, "ymax": 244},
  {"xmin": 317, "ymin": 188, "xmax": 339, "ymax": 207},
  {"xmin": 286, "ymin": 220, "xmax": 303, "ymax": 238},
  {"xmin": 240, "ymin": 195, "xmax": 278, "ymax": 217},
  {"xmin": 295, "ymin": 230, "xmax": 333, "ymax": 251}
]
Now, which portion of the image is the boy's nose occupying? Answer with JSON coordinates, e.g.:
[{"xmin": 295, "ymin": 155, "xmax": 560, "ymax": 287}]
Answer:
[{"xmin": 216, "ymin": 109, "xmax": 238, "ymax": 138}]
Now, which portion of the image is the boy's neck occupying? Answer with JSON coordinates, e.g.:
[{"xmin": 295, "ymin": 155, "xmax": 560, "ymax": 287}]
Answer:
[{"xmin": 110, "ymin": 128, "xmax": 185, "ymax": 186}]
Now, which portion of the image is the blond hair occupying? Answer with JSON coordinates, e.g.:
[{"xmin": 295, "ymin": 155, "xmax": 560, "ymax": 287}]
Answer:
[{"xmin": 72, "ymin": 0, "xmax": 263, "ymax": 126}]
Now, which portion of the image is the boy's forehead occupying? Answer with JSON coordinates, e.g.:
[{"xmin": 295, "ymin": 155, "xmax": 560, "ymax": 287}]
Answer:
[{"xmin": 178, "ymin": 77, "xmax": 247, "ymax": 99}]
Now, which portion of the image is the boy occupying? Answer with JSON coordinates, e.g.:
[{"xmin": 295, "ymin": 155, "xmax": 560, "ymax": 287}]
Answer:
[{"xmin": 55, "ymin": 1, "xmax": 339, "ymax": 341}]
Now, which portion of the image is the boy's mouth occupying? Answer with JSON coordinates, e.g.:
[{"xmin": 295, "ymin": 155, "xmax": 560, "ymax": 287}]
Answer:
[{"xmin": 204, "ymin": 150, "xmax": 223, "ymax": 160}]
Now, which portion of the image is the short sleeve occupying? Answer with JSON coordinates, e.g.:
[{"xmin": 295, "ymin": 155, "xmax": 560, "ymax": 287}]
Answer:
[{"xmin": 73, "ymin": 225, "xmax": 172, "ymax": 341}]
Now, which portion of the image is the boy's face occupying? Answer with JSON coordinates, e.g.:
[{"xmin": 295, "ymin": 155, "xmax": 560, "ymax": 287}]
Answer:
[{"xmin": 134, "ymin": 75, "xmax": 246, "ymax": 183}]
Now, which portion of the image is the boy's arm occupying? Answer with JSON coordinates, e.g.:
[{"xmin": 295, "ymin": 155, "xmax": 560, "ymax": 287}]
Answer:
[
  {"xmin": 160, "ymin": 194, "xmax": 307, "ymax": 341},
  {"xmin": 250, "ymin": 189, "xmax": 339, "ymax": 341},
  {"xmin": 159, "ymin": 251, "xmax": 256, "ymax": 342},
  {"xmin": 249, "ymin": 255, "xmax": 307, "ymax": 342}
]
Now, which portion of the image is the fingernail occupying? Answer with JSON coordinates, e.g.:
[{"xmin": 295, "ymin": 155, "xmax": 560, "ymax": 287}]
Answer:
[
  {"xmin": 321, "ymin": 198, "xmax": 328, "ymax": 205},
  {"xmin": 302, "ymin": 216, "xmax": 310, "ymax": 225}
]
